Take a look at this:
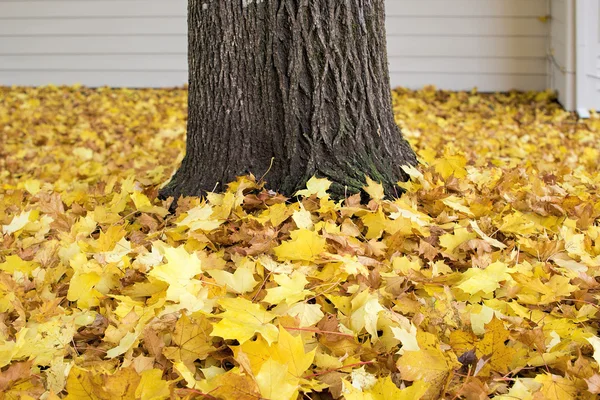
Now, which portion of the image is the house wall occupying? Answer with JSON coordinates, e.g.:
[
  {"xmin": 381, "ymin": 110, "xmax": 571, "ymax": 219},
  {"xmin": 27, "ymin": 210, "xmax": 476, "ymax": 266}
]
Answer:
[
  {"xmin": 549, "ymin": 0, "xmax": 576, "ymax": 110},
  {"xmin": 0, "ymin": 0, "xmax": 188, "ymax": 87},
  {"xmin": 0, "ymin": 0, "xmax": 550, "ymax": 91},
  {"xmin": 386, "ymin": 0, "xmax": 550, "ymax": 91}
]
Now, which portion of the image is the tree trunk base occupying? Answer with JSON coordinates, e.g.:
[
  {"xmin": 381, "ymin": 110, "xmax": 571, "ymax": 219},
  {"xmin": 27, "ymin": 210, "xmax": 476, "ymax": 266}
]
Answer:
[{"xmin": 161, "ymin": 0, "xmax": 417, "ymax": 202}]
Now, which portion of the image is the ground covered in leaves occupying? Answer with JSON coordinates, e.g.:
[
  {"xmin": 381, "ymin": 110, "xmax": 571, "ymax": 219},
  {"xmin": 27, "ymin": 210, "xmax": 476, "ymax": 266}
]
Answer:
[{"xmin": 1, "ymin": 86, "xmax": 600, "ymax": 399}]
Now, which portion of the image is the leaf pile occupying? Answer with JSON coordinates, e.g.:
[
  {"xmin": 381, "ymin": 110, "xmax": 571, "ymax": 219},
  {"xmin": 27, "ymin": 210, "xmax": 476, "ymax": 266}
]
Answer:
[{"xmin": 1, "ymin": 85, "xmax": 600, "ymax": 399}]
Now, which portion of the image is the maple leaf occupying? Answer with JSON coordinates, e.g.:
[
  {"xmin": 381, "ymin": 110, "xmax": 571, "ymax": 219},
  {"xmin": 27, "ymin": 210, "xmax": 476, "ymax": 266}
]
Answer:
[
  {"xmin": 270, "ymin": 326, "xmax": 316, "ymax": 378},
  {"xmin": 295, "ymin": 176, "xmax": 332, "ymax": 198},
  {"xmin": 2, "ymin": 210, "xmax": 32, "ymax": 235},
  {"xmin": 256, "ymin": 358, "xmax": 297, "ymax": 400},
  {"xmin": 534, "ymin": 373, "xmax": 578, "ymax": 400},
  {"xmin": 147, "ymin": 245, "xmax": 204, "ymax": 308},
  {"xmin": 135, "ymin": 369, "xmax": 171, "ymax": 400},
  {"xmin": 211, "ymin": 297, "xmax": 279, "ymax": 345},
  {"xmin": 263, "ymin": 271, "xmax": 311, "ymax": 305},
  {"xmin": 292, "ymin": 203, "xmax": 314, "ymax": 230},
  {"xmin": 439, "ymin": 226, "xmax": 477, "ymax": 254},
  {"xmin": 208, "ymin": 266, "xmax": 258, "ymax": 294},
  {"xmin": 457, "ymin": 261, "xmax": 514, "ymax": 298},
  {"xmin": 177, "ymin": 203, "xmax": 223, "ymax": 231},
  {"xmin": 0, "ymin": 255, "xmax": 39, "ymax": 277},
  {"xmin": 198, "ymin": 368, "xmax": 261, "ymax": 399},
  {"xmin": 391, "ymin": 323, "xmax": 420, "ymax": 353},
  {"xmin": 350, "ymin": 290, "xmax": 385, "ymax": 342},
  {"xmin": 162, "ymin": 313, "xmax": 213, "ymax": 370},
  {"xmin": 432, "ymin": 153, "xmax": 467, "ymax": 179},
  {"xmin": 342, "ymin": 376, "xmax": 428, "ymax": 400},
  {"xmin": 273, "ymin": 229, "xmax": 327, "ymax": 261},
  {"xmin": 475, "ymin": 317, "xmax": 518, "ymax": 375},
  {"xmin": 396, "ymin": 347, "xmax": 452, "ymax": 400},
  {"xmin": 363, "ymin": 177, "xmax": 385, "ymax": 201},
  {"xmin": 285, "ymin": 302, "xmax": 325, "ymax": 327},
  {"xmin": 130, "ymin": 191, "xmax": 169, "ymax": 217}
]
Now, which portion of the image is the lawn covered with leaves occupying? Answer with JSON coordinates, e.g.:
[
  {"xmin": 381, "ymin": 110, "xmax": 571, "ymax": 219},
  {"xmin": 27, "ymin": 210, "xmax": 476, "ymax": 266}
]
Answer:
[{"xmin": 0, "ymin": 85, "xmax": 599, "ymax": 399}]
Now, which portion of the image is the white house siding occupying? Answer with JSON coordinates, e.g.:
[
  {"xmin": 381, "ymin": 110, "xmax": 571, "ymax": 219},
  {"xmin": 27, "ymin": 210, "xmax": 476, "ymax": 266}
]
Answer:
[
  {"xmin": 0, "ymin": 0, "xmax": 549, "ymax": 92},
  {"xmin": 385, "ymin": 0, "xmax": 550, "ymax": 91},
  {"xmin": 0, "ymin": 0, "xmax": 188, "ymax": 87},
  {"xmin": 548, "ymin": 0, "xmax": 576, "ymax": 110}
]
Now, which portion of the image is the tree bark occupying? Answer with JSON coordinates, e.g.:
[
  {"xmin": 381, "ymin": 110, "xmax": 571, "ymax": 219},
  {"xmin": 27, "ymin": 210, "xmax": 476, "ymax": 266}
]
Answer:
[{"xmin": 161, "ymin": 0, "xmax": 417, "ymax": 200}]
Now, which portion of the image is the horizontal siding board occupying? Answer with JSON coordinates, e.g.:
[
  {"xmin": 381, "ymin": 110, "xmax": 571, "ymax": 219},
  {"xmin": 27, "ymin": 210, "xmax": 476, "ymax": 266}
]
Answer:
[
  {"xmin": 0, "ymin": 35, "xmax": 187, "ymax": 54},
  {"xmin": 0, "ymin": 1, "xmax": 187, "ymax": 18},
  {"xmin": 387, "ymin": 37, "xmax": 547, "ymax": 58},
  {"xmin": 386, "ymin": 0, "xmax": 548, "ymax": 17},
  {"xmin": 0, "ymin": 70, "xmax": 187, "ymax": 87},
  {"xmin": 0, "ymin": 17, "xmax": 186, "ymax": 35},
  {"xmin": 386, "ymin": 16, "xmax": 548, "ymax": 36},
  {"xmin": 387, "ymin": 57, "xmax": 547, "ymax": 74},
  {"xmin": 0, "ymin": 54, "xmax": 187, "ymax": 71},
  {"xmin": 389, "ymin": 73, "xmax": 547, "ymax": 91}
]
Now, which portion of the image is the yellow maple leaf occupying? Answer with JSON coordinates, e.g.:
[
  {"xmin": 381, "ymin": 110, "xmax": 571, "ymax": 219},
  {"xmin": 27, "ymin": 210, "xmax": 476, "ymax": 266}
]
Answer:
[
  {"xmin": 292, "ymin": 203, "xmax": 314, "ymax": 230},
  {"xmin": 350, "ymin": 290, "xmax": 385, "ymax": 342},
  {"xmin": 499, "ymin": 211, "xmax": 538, "ymax": 236},
  {"xmin": 391, "ymin": 323, "xmax": 420, "ymax": 353},
  {"xmin": 130, "ymin": 191, "xmax": 169, "ymax": 217},
  {"xmin": 64, "ymin": 366, "xmax": 101, "ymax": 400},
  {"xmin": 534, "ymin": 373, "xmax": 578, "ymax": 400},
  {"xmin": 295, "ymin": 176, "xmax": 332, "ymax": 198},
  {"xmin": 363, "ymin": 177, "xmax": 385, "ymax": 201},
  {"xmin": 270, "ymin": 326, "xmax": 316, "ymax": 378},
  {"xmin": 342, "ymin": 377, "xmax": 429, "ymax": 400},
  {"xmin": 211, "ymin": 297, "xmax": 279, "ymax": 345},
  {"xmin": 361, "ymin": 209, "xmax": 386, "ymax": 240},
  {"xmin": 267, "ymin": 202, "xmax": 294, "ymax": 226},
  {"xmin": 0, "ymin": 255, "xmax": 39, "ymax": 277},
  {"xmin": 476, "ymin": 317, "xmax": 517, "ymax": 375},
  {"xmin": 2, "ymin": 210, "xmax": 33, "ymax": 235},
  {"xmin": 263, "ymin": 271, "xmax": 311, "ymax": 305},
  {"xmin": 135, "ymin": 369, "xmax": 171, "ymax": 400},
  {"xmin": 285, "ymin": 302, "xmax": 324, "ymax": 327},
  {"xmin": 439, "ymin": 226, "xmax": 477, "ymax": 254},
  {"xmin": 372, "ymin": 377, "xmax": 428, "ymax": 400},
  {"xmin": 67, "ymin": 272, "xmax": 103, "ymax": 308},
  {"xmin": 432, "ymin": 153, "xmax": 467, "ymax": 179},
  {"xmin": 586, "ymin": 336, "xmax": 600, "ymax": 365},
  {"xmin": 163, "ymin": 313, "xmax": 214, "ymax": 369},
  {"xmin": 456, "ymin": 261, "xmax": 514, "ymax": 297},
  {"xmin": 196, "ymin": 368, "xmax": 261, "ymax": 399},
  {"xmin": 208, "ymin": 266, "xmax": 258, "ymax": 294},
  {"xmin": 255, "ymin": 358, "xmax": 297, "ymax": 400},
  {"xmin": 177, "ymin": 203, "xmax": 223, "ymax": 231},
  {"xmin": 147, "ymin": 245, "xmax": 202, "ymax": 304},
  {"xmin": 273, "ymin": 229, "xmax": 327, "ymax": 262},
  {"xmin": 442, "ymin": 195, "xmax": 474, "ymax": 216},
  {"xmin": 396, "ymin": 348, "xmax": 452, "ymax": 400}
]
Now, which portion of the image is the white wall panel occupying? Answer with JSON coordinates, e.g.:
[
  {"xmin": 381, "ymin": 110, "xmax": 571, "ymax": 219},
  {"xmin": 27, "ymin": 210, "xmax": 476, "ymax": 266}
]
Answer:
[
  {"xmin": 0, "ymin": 0, "xmax": 550, "ymax": 91},
  {"xmin": 385, "ymin": 0, "xmax": 550, "ymax": 91},
  {"xmin": 0, "ymin": 0, "xmax": 188, "ymax": 87},
  {"xmin": 549, "ymin": 0, "xmax": 576, "ymax": 110}
]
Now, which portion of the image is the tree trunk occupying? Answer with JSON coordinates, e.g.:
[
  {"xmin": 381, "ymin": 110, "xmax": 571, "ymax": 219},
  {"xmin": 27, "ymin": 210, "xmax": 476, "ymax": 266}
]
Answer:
[{"xmin": 161, "ymin": 0, "xmax": 417, "ymax": 200}]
